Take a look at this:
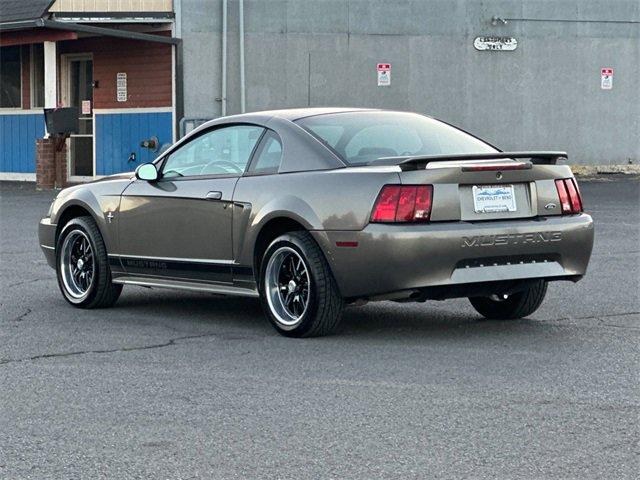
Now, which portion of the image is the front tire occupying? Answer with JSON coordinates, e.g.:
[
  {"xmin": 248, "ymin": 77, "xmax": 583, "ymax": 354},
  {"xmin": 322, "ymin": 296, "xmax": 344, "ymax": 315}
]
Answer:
[
  {"xmin": 56, "ymin": 216, "xmax": 122, "ymax": 308},
  {"xmin": 260, "ymin": 231, "xmax": 343, "ymax": 337},
  {"xmin": 469, "ymin": 280, "xmax": 547, "ymax": 320}
]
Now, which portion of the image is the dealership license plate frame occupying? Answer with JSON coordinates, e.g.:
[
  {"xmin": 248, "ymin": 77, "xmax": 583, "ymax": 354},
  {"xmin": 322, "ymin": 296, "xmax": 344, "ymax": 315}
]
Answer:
[{"xmin": 472, "ymin": 184, "xmax": 517, "ymax": 213}]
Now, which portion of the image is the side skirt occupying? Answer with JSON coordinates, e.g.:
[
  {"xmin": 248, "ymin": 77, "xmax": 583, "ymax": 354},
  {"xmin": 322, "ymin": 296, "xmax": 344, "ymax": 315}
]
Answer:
[
  {"xmin": 112, "ymin": 276, "xmax": 259, "ymax": 297},
  {"xmin": 108, "ymin": 254, "xmax": 258, "ymax": 297}
]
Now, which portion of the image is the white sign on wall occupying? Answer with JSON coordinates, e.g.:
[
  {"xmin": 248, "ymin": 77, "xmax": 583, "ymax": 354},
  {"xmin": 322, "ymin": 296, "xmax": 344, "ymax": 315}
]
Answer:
[
  {"xmin": 377, "ymin": 63, "xmax": 391, "ymax": 86},
  {"xmin": 601, "ymin": 68, "xmax": 613, "ymax": 90},
  {"xmin": 116, "ymin": 72, "xmax": 128, "ymax": 102},
  {"xmin": 474, "ymin": 36, "xmax": 518, "ymax": 51}
]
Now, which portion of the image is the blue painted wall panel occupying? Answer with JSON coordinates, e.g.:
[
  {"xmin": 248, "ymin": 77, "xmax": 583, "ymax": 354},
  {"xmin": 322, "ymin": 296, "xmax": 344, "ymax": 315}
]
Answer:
[
  {"xmin": 95, "ymin": 112, "xmax": 173, "ymax": 176},
  {"xmin": 0, "ymin": 114, "xmax": 44, "ymax": 173}
]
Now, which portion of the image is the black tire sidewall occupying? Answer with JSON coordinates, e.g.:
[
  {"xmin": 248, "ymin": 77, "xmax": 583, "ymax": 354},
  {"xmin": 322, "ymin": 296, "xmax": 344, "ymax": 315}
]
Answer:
[
  {"xmin": 469, "ymin": 280, "xmax": 547, "ymax": 320},
  {"xmin": 56, "ymin": 217, "xmax": 103, "ymax": 307},
  {"xmin": 259, "ymin": 233, "xmax": 320, "ymax": 336}
]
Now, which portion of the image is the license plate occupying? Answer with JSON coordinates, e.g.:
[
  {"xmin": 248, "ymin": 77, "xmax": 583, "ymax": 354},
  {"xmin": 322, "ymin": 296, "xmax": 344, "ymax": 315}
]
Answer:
[{"xmin": 472, "ymin": 184, "xmax": 517, "ymax": 213}]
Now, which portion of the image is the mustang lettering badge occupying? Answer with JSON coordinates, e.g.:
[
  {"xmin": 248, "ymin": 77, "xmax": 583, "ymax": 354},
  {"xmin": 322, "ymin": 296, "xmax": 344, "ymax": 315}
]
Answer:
[{"xmin": 462, "ymin": 232, "xmax": 562, "ymax": 247}]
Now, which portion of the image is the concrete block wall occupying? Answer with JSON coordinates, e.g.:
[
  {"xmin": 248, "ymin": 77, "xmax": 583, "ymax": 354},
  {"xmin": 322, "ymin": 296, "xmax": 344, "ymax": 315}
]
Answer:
[{"xmin": 179, "ymin": 0, "xmax": 640, "ymax": 165}]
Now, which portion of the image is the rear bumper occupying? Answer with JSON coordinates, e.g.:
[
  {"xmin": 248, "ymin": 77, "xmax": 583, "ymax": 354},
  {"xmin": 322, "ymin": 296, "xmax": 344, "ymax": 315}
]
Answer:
[
  {"xmin": 38, "ymin": 217, "xmax": 57, "ymax": 268},
  {"xmin": 313, "ymin": 214, "xmax": 594, "ymax": 299}
]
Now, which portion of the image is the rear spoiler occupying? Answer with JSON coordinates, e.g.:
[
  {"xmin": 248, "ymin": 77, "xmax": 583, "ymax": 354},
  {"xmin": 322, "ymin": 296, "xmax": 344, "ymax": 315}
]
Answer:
[{"xmin": 397, "ymin": 151, "xmax": 568, "ymax": 171}]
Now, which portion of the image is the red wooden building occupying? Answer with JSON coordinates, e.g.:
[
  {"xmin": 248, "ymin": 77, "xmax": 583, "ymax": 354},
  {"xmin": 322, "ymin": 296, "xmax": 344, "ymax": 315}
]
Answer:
[{"xmin": 0, "ymin": 0, "xmax": 179, "ymax": 184}]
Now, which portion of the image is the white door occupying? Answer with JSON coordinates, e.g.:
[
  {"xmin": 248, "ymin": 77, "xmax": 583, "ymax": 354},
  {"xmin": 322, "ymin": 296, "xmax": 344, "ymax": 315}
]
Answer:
[{"xmin": 62, "ymin": 54, "xmax": 94, "ymax": 181}]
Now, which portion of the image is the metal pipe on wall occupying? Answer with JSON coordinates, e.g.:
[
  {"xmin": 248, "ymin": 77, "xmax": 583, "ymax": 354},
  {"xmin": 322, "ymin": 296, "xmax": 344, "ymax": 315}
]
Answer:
[
  {"xmin": 172, "ymin": 0, "xmax": 182, "ymax": 140},
  {"xmin": 221, "ymin": 0, "xmax": 228, "ymax": 116},
  {"xmin": 174, "ymin": 0, "xmax": 182, "ymax": 37},
  {"xmin": 239, "ymin": 0, "xmax": 246, "ymax": 113},
  {"xmin": 43, "ymin": 41, "xmax": 57, "ymax": 137}
]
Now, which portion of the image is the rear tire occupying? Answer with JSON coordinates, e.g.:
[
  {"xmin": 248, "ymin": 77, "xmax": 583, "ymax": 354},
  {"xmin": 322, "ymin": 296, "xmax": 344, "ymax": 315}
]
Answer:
[
  {"xmin": 56, "ymin": 216, "xmax": 122, "ymax": 308},
  {"xmin": 469, "ymin": 280, "xmax": 547, "ymax": 320},
  {"xmin": 259, "ymin": 231, "xmax": 343, "ymax": 337}
]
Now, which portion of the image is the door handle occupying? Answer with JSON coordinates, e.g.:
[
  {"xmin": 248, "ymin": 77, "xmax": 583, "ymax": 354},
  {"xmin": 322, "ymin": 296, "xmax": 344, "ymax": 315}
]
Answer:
[{"xmin": 205, "ymin": 191, "xmax": 222, "ymax": 201}]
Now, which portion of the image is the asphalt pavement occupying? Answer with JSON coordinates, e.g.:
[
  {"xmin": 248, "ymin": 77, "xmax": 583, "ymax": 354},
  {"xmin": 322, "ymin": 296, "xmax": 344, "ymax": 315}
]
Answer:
[{"xmin": 1, "ymin": 177, "xmax": 638, "ymax": 479}]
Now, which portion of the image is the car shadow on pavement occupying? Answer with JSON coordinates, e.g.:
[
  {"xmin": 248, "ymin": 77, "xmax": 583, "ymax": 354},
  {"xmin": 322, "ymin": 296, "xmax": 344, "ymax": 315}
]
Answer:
[
  {"xmin": 338, "ymin": 303, "xmax": 542, "ymax": 339},
  {"xmin": 114, "ymin": 290, "xmax": 271, "ymax": 333},
  {"xmin": 112, "ymin": 289, "xmax": 541, "ymax": 340}
]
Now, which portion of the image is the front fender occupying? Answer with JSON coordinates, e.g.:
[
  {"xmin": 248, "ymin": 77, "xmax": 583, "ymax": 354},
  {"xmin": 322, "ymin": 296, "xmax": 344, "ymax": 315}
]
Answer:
[{"xmin": 50, "ymin": 179, "xmax": 131, "ymax": 252}]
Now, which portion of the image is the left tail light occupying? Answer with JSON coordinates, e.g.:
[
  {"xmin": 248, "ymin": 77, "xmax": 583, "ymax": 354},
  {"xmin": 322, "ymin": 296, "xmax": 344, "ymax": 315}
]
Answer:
[
  {"xmin": 555, "ymin": 178, "xmax": 583, "ymax": 214},
  {"xmin": 370, "ymin": 185, "xmax": 433, "ymax": 223}
]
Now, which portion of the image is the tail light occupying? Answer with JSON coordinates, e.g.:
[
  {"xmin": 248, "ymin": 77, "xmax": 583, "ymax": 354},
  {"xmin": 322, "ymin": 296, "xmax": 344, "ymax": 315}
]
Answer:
[
  {"xmin": 371, "ymin": 185, "xmax": 433, "ymax": 223},
  {"xmin": 555, "ymin": 178, "xmax": 583, "ymax": 214}
]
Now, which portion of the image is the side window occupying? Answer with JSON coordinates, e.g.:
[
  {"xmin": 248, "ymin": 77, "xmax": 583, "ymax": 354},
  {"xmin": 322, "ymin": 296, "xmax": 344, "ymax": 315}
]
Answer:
[
  {"xmin": 247, "ymin": 130, "xmax": 283, "ymax": 175},
  {"xmin": 162, "ymin": 125, "xmax": 264, "ymax": 178}
]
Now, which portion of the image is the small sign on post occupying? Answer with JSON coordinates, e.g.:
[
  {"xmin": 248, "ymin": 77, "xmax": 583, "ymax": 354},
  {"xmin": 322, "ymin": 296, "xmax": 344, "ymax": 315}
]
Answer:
[
  {"xmin": 81, "ymin": 100, "xmax": 91, "ymax": 115},
  {"xmin": 601, "ymin": 68, "xmax": 613, "ymax": 90},
  {"xmin": 116, "ymin": 72, "xmax": 128, "ymax": 102},
  {"xmin": 377, "ymin": 63, "xmax": 391, "ymax": 87}
]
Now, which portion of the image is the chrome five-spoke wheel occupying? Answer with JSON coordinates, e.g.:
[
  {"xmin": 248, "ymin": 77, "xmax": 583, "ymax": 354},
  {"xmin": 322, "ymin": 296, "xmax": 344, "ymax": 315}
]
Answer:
[
  {"xmin": 265, "ymin": 246, "xmax": 310, "ymax": 327},
  {"xmin": 56, "ymin": 216, "xmax": 122, "ymax": 308},
  {"xmin": 60, "ymin": 229, "xmax": 95, "ymax": 300},
  {"xmin": 260, "ymin": 232, "xmax": 343, "ymax": 337}
]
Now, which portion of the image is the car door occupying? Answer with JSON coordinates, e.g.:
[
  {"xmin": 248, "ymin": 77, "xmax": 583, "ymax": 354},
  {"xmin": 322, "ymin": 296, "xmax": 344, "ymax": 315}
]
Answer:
[{"xmin": 117, "ymin": 124, "xmax": 265, "ymax": 283}]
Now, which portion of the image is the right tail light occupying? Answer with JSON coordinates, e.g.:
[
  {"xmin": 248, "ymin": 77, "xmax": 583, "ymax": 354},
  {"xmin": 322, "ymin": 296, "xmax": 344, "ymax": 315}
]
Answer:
[{"xmin": 555, "ymin": 178, "xmax": 583, "ymax": 214}]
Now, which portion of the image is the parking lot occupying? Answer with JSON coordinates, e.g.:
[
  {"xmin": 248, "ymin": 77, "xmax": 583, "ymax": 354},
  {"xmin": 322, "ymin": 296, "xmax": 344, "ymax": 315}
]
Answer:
[{"xmin": 1, "ymin": 177, "xmax": 638, "ymax": 479}]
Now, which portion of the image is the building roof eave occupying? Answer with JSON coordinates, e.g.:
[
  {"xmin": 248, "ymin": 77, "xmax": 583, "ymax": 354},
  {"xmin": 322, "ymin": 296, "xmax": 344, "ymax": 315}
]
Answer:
[
  {"xmin": 0, "ymin": 18, "xmax": 46, "ymax": 31},
  {"xmin": 0, "ymin": 18, "xmax": 180, "ymax": 45}
]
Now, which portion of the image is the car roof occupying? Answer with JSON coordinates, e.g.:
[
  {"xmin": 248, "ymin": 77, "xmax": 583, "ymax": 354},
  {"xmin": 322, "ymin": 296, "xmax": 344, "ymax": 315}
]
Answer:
[
  {"xmin": 162, "ymin": 108, "xmax": 366, "ymax": 173},
  {"xmin": 219, "ymin": 107, "xmax": 380, "ymax": 122}
]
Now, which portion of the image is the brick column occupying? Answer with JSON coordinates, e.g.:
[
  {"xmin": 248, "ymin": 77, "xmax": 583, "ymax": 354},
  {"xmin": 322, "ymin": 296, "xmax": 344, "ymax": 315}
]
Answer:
[
  {"xmin": 36, "ymin": 138, "xmax": 55, "ymax": 189},
  {"xmin": 36, "ymin": 138, "xmax": 67, "ymax": 189},
  {"xmin": 54, "ymin": 141, "xmax": 68, "ymax": 189}
]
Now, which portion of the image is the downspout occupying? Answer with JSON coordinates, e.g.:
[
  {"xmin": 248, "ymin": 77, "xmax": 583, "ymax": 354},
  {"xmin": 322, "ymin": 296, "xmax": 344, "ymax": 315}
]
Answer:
[
  {"xmin": 221, "ymin": 0, "xmax": 228, "ymax": 116},
  {"xmin": 174, "ymin": 0, "xmax": 182, "ymax": 37},
  {"xmin": 173, "ymin": 0, "xmax": 183, "ymax": 140},
  {"xmin": 43, "ymin": 41, "xmax": 57, "ymax": 137},
  {"xmin": 239, "ymin": 0, "xmax": 246, "ymax": 113}
]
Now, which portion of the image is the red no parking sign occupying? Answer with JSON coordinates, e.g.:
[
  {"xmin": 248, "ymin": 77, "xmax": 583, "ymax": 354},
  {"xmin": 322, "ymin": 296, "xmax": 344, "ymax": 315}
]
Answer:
[
  {"xmin": 601, "ymin": 68, "xmax": 613, "ymax": 90},
  {"xmin": 377, "ymin": 63, "xmax": 391, "ymax": 86}
]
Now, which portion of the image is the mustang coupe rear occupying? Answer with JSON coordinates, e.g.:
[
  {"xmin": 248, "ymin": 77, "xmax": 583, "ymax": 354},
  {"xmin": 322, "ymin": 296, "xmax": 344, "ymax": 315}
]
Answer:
[{"xmin": 39, "ymin": 109, "xmax": 594, "ymax": 337}]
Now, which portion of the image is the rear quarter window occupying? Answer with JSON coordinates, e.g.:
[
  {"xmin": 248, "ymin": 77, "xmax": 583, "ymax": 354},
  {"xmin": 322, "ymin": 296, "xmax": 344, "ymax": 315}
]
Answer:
[{"xmin": 247, "ymin": 130, "xmax": 283, "ymax": 175}]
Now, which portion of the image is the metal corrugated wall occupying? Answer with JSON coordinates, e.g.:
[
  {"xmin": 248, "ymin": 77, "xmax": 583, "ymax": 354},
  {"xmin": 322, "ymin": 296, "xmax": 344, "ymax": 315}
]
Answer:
[
  {"xmin": 94, "ymin": 110, "xmax": 172, "ymax": 175},
  {"xmin": 0, "ymin": 114, "xmax": 45, "ymax": 172}
]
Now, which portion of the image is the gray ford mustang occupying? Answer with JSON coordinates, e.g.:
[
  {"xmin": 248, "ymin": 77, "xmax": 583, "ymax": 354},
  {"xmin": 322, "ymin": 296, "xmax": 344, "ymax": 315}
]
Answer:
[{"xmin": 39, "ymin": 108, "xmax": 594, "ymax": 337}]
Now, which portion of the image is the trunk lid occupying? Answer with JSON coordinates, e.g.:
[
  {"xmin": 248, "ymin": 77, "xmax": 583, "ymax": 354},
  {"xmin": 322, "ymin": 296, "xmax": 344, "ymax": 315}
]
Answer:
[{"xmin": 398, "ymin": 160, "xmax": 574, "ymax": 221}]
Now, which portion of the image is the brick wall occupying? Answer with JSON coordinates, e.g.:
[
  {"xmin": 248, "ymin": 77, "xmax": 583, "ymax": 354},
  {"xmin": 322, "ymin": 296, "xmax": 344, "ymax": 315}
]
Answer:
[
  {"xmin": 36, "ymin": 138, "xmax": 67, "ymax": 189},
  {"xmin": 59, "ymin": 34, "xmax": 172, "ymax": 109}
]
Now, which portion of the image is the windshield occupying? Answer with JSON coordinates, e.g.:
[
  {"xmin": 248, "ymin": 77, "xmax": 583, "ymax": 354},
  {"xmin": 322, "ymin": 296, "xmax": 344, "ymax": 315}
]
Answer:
[{"xmin": 295, "ymin": 111, "xmax": 498, "ymax": 166}]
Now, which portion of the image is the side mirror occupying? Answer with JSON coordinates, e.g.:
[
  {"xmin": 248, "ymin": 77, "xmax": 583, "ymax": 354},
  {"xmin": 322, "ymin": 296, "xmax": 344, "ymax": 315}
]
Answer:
[{"xmin": 135, "ymin": 163, "xmax": 158, "ymax": 182}]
